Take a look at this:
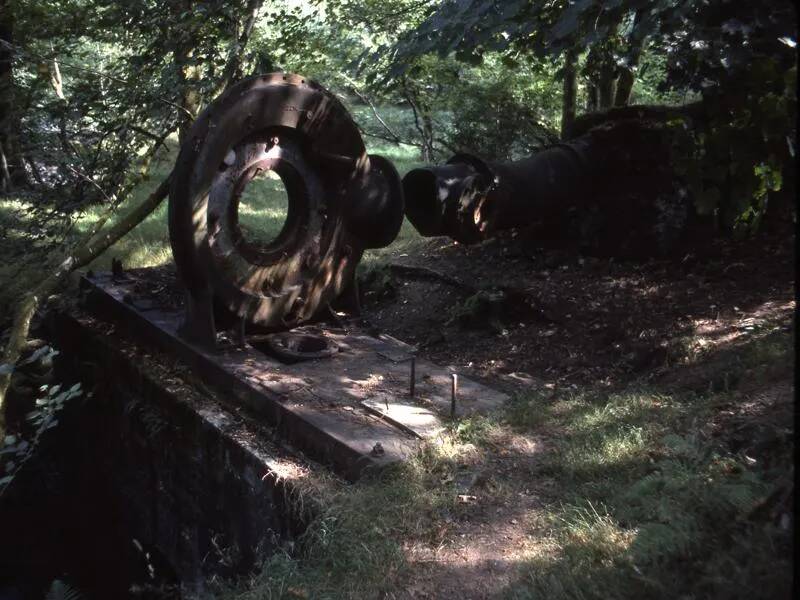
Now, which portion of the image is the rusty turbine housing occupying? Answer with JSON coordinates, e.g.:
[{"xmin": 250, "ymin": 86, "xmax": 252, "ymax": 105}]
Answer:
[
  {"xmin": 169, "ymin": 73, "xmax": 404, "ymax": 344},
  {"xmin": 402, "ymin": 140, "xmax": 594, "ymax": 245}
]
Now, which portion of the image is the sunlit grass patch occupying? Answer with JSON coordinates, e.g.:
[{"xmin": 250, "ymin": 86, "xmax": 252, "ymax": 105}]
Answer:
[
  {"xmin": 561, "ymin": 425, "xmax": 648, "ymax": 475},
  {"xmin": 514, "ymin": 505, "xmax": 642, "ymax": 600},
  {"xmin": 560, "ymin": 504, "xmax": 636, "ymax": 564},
  {"xmin": 219, "ymin": 436, "xmax": 479, "ymax": 600},
  {"xmin": 76, "ymin": 200, "xmax": 171, "ymax": 271}
]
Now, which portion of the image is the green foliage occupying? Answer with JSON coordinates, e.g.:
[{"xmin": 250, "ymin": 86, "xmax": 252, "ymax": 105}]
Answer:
[
  {"xmin": 0, "ymin": 376, "xmax": 82, "ymax": 494},
  {"xmin": 385, "ymin": 0, "xmax": 796, "ymax": 231},
  {"xmin": 1, "ymin": 0, "xmax": 271, "ymax": 280},
  {"xmin": 250, "ymin": 2, "xmax": 565, "ymax": 161},
  {"xmin": 453, "ymin": 414, "xmax": 496, "ymax": 444},
  {"xmin": 670, "ymin": 60, "xmax": 796, "ymax": 234},
  {"xmin": 442, "ymin": 56, "xmax": 560, "ymax": 160}
]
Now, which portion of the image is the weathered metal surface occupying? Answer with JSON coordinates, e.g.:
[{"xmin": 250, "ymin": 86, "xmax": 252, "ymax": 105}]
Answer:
[
  {"xmin": 402, "ymin": 140, "xmax": 594, "ymax": 244},
  {"xmin": 169, "ymin": 73, "xmax": 404, "ymax": 345},
  {"xmin": 251, "ymin": 329, "xmax": 339, "ymax": 363},
  {"xmin": 80, "ymin": 271, "xmax": 509, "ymax": 479}
]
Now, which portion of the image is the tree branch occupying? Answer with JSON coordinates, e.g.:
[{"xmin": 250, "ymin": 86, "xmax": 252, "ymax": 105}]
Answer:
[
  {"xmin": 0, "ymin": 39, "xmax": 196, "ymax": 121},
  {"xmin": 0, "ymin": 174, "xmax": 172, "ymax": 434},
  {"xmin": 348, "ymin": 83, "xmax": 403, "ymax": 144},
  {"xmin": 218, "ymin": 0, "xmax": 264, "ymax": 94}
]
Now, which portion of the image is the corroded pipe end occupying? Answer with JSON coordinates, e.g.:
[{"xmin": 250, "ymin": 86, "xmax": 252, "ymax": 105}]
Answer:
[
  {"xmin": 402, "ymin": 143, "xmax": 600, "ymax": 246},
  {"xmin": 402, "ymin": 155, "xmax": 494, "ymax": 244}
]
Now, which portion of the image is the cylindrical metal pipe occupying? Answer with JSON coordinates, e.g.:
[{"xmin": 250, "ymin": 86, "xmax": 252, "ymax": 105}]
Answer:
[
  {"xmin": 402, "ymin": 161, "xmax": 489, "ymax": 242},
  {"xmin": 402, "ymin": 139, "xmax": 595, "ymax": 244}
]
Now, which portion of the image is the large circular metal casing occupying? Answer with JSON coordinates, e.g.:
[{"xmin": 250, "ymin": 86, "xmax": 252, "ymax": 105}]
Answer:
[{"xmin": 169, "ymin": 73, "xmax": 403, "ymax": 342}]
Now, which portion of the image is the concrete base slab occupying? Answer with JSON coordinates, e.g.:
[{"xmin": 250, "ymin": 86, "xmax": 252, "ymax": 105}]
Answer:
[{"xmin": 78, "ymin": 269, "xmax": 509, "ymax": 479}]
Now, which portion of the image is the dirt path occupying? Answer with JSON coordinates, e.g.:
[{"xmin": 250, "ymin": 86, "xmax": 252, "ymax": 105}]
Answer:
[{"xmin": 392, "ymin": 430, "xmax": 552, "ymax": 600}]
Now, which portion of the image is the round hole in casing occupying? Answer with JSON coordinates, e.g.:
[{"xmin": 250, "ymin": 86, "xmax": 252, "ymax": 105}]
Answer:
[{"xmin": 236, "ymin": 168, "xmax": 290, "ymax": 247}]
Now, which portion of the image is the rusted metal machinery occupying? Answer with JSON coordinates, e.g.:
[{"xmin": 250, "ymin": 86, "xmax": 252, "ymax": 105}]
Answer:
[
  {"xmin": 402, "ymin": 140, "xmax": 595, "ymax": 245},
  {"xmin": 169, "ymin": 73, "xmax": 404, "ymax": 345}
]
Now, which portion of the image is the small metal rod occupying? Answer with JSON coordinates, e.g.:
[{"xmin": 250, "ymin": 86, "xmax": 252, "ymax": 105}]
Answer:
[
  {"xmin": 409, "ymin": 357, "xmax": 416, "ymax": 397},
  {"xmin": 450, "ymin": 373, "xmax": 458, "ymax": 418},
  {"xmin": 237, "ymin": 298, "xmax": 253, "ymax": 349},
  {"xmin": 237, "ymin": 312, "xmax": 247, "ymax": 348}
]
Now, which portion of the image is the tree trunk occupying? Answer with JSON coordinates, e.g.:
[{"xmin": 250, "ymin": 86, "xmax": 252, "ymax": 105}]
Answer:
[
  {"xmin": 586, "ymin": 83, "xmax": 598, "ymax": 112},
  {"xmin": 402, "ymin": 79, "xmax": 436, "ymax": 161},
  {"xmin": 174, "ymin": 2, "xmax": 202, "ymax": 144},
  {"xmin": 0, "ymin": 0, "xmax": 27, "ymax": 190},
  {"xmin": 614, "ymin": 68, "xmax": 635, "ymax": 107},
  {"xmin": 0, "ymin": 175, "xmax": 172, "ymax": 434},
  {"xmin": 0, "ymin": 140, "xmax": 11, "ymax": 193},
  {"xmin": 421, "ymin": 111, "xmax": 435, "ymax": 161},
  {"xmin": 598, "ymin": 65, "xmax": 617, "ymax": 110},
  {"xmin": 561, "ymin": 47, "xmax": 578, "ymax": 139},
  {"xmin": 176, "ymin": 47, "xmax": 201, "ymax": 144},
  {"xmin": 614, "ymin": 11, "xmax": 646, "ymax": 107}
]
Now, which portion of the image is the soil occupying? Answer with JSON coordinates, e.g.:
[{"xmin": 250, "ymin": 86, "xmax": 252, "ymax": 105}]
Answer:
[
  {"xmin": 362, "ymin": 228, "xmax": 794, "ymax": 394},
  {"xmin": 396, "ymin": 428, "xmax": 554, "ymax": 600}
]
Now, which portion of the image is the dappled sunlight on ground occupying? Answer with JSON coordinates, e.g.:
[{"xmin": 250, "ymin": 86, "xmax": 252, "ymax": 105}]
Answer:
[{"xmin": 689, "ymin": 299, "xmax": 794, "ymax": 352}]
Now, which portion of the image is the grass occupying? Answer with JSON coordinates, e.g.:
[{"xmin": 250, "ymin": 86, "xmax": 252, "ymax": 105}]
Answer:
[
  {"xmin": 215, "ymin": 327, "xmax": 793, "ymax": 599},
  {"xmin": 218, "ymin": 439, "xmax": 472, "ymax": 600},
  {"xmin": 505, "ymin": 330, "xmax": 794, "ymax": 600}
]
